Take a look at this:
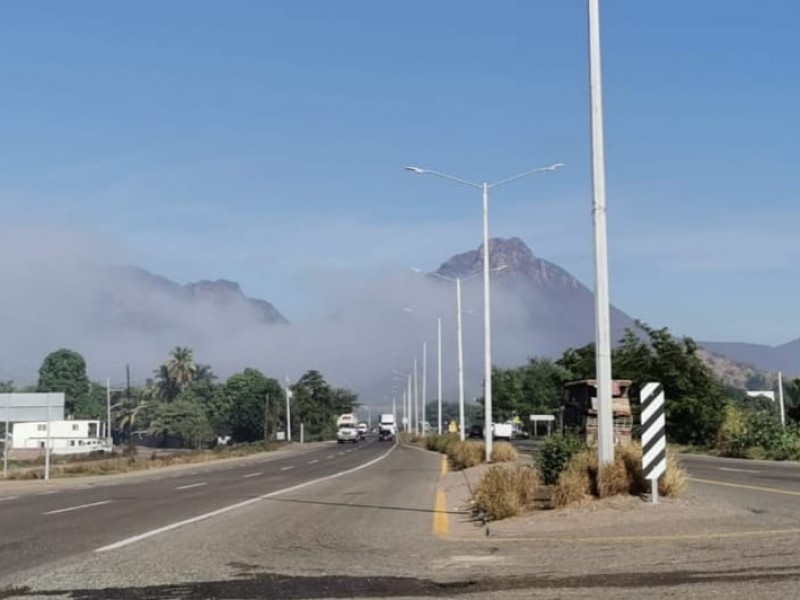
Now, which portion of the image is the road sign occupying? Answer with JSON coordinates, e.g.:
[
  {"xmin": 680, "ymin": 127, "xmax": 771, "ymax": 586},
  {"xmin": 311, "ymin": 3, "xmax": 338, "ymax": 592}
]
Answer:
[
  {"xmin": 640, "ymin": 382, "xmax": 666, "ymax": 503},
  {"xmin": 0, "ymin": 393, "xmax": 65, "ymax": 423}
]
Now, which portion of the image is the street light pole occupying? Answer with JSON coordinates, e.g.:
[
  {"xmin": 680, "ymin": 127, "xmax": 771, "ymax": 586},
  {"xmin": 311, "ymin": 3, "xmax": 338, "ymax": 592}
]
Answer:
[
  {"xmin": 437, "ymin": 317, "xmax": 443, "ymax": 435},
  {"xmin": 405, "ymin": 162, "xmax": 563, "ymax": 463},
  {"xmin": 588, "ymin": 0, "xmax": 614, "ymax": 466},
  {"xmin": 456, "ymin": 277, "xmax": 466, "ymax": 441},
  {"xmin": 285, "ymin": 375, "xmax": 292, "ymax": 443},
  {"xmin": 422, "ymin": 341, "xmax": 428, "ymax": 436},
  {"xmin": 407, "ymin": 373, "xmax": 412, "ymax": 433},
  {"xmin": 413, "ymin": 358, "xmax": 419, "ymax": 435}
]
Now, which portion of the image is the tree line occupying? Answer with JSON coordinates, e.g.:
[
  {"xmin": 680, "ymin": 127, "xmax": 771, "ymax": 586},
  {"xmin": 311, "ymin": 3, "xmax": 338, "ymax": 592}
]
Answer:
[
  {"xmin": 490, "ymin": 322, "xmax": 800, "ymax": 452},
  {"xmin": 4, "ymin": 347, "xmax": 358, "ymax": 448}
]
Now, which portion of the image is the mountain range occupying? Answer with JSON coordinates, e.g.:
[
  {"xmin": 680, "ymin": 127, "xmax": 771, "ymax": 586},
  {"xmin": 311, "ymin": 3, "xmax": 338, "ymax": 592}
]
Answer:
[{"xmin": 70, "ymin": 238, "xmax": 796, "ymax": 384}]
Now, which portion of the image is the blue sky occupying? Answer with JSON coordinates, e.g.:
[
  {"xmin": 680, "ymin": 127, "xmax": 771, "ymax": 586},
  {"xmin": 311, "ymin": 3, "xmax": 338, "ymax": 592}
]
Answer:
[{"xmin": 1, "ymin": 1, "xmax": 798, "ymax": 344}]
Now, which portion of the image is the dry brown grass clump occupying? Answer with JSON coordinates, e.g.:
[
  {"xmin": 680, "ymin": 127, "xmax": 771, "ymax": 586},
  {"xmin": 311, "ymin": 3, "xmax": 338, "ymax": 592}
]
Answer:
[
  {"xmin": 490, "ymin": 442, "xmax": 519, "ymax": 463},
  {"xmin": 551, "ymin": 449, "xmax": 595, "ymax": 508},
  {"xmin": 659, "ymin": 453, "xmax": 689, "ymax": 497},
  {"xmin": 473, "ymin": 462, "xmax": 540, "ymax": 521},
  {"xmin": 447, "ymin": 441, "xmax": 485, "ymax": 470},
  {"xmin": 549, "ymin": 443, "xmax": 688, "ymax": 508}
]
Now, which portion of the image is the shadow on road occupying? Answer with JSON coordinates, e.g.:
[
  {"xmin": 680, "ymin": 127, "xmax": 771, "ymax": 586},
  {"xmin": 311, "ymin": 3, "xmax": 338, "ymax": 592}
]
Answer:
[
  {"xmin": 3, "ymin": 565, "xmax": 800, "ymax": 599},
  {"xmin": 264, "ymin": 495, "xmax": 467, "ymax": 516}
]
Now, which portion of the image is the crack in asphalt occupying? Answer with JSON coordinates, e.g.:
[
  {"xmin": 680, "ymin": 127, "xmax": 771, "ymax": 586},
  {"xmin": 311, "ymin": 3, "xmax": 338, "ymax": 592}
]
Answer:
[{"xmin": 3, "ymin": 565, "xmax": 800, "ymax": 599}]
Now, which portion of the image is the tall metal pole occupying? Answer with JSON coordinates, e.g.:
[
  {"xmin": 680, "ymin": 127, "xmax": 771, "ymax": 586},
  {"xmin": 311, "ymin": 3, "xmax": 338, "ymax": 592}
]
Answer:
[
  {"xmin": 778, "ymin": 371, "xmax": 786, "ymax": 427},
  {"xmin": 401, "ymin": 390, "xmax": 406, "ymax": 432},
  {"xmin": 437, "ymin": 317, "xmax": 443, "ymax": 435},
  {"xmin": 3, "ymin": 393, "xmax": 9, "ymax": 478},
  {"xmin": 45, "ymin": 393, "xmax": 51, "ymax": 481},
  {"xmin": 106, "ymin": 377, "xmax": 112, "ymax": 450},
  {"xmin": 422, "ymin": 342, "xmax": 428, "ymax": 436},
  {"xmin": 482, "ymin": 182, "xmax": 494, "ymax": 462},
  {"xmin": 456, "ymin": 278, "xmax": 466, "ymax": 442},
  {"xmin": 285, "ymin": 376, "xmax": 292, "ymax": 442},
  {"xmin": 407, "ymin": 374, "xmax": 412, "ymax": 432},
  {"xmin": 264, "ymin": 393, "xmax": 270, "ymax": 443},
  {"xmin": 588, "ymin": 0, "xmax": 614, "ymax": 466},
  {"xmin": 413, "ymin": 358, "xmax": 419, "ymax": 435}
]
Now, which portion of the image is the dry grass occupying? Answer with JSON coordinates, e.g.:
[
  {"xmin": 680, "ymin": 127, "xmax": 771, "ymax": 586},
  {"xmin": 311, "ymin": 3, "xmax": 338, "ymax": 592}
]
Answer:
[
  {"xmin": 6, "ymin": 442, "xmax": 279, "ymax": 480},
  {"xmin": 548, "ymin": 443, "xmax": 687, "ymax": 508},
  {"xmin": 659, "ymin": 453, "xmax": 689, "ymax": 497},
  {"xmin": 551, "ymin": 449, "xmax": 594, "ymax": 508},
  {"xmin": 447, "ymin": 441, "xmax": 485, "ymax": 470},
  {"xmin": 490, "ymin": 442, "xmax": 519, "ymax": 463},
  {"xmin": 473, "ymin": 462, "xmax": 540, "ymax": 521}
]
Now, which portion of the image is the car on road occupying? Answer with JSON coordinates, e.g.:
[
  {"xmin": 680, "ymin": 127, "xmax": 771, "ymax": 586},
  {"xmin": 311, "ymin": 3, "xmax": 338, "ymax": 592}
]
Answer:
[
  {"xmin": 378, "ymin": 428, "xmax": 395, "ymax": 442},
  {"xmin": 357, "ymin": 423, "xmax": 369, "ymax": 440},
  {"xmin": 468, "ymin": 424, "xmax": 483, "ymax": 439},
  {"xmin": 337, "ymin": 424, "xmax": 360, "ymax": 443}
]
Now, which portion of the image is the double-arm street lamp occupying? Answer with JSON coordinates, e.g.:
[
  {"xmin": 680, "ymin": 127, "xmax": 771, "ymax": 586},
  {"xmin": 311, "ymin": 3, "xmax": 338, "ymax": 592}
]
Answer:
[{"xmin": 405, "ymin": 163, "xmax": 563, "ymax": 461}]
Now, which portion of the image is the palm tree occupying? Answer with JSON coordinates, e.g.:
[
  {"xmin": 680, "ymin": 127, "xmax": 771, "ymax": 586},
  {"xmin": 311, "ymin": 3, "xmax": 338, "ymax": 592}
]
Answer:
[{"xmin": 166, "ymin": 347, "xmax": 197, "ymax": 388}]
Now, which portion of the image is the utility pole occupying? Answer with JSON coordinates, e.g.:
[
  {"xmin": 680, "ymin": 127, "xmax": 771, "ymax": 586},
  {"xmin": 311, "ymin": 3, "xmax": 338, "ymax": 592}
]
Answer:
[
  {"xmin": 437, "ymin": 317, "xmax": 443, "ymax": 435},
  {"xmin": 778, "ymin": 371, "xmax": 786, "ymax": 426},
  {"xmin": 285, "ymin": 376, "xmax": 292, "ymax": 442},
  {"xmin": 106, "ymin": 377, "xmax": 113, "ymax": 450},
  {"xmin": 264, "ymin": 393, "xmax": 270, "ymax": 443},
  {"xmin": 588, "ymin": 0, "xmax": 614, "ymax": 466},
  {"xmin": 413, "ymin": 358, "xmax": 419, "ymax": 435}
]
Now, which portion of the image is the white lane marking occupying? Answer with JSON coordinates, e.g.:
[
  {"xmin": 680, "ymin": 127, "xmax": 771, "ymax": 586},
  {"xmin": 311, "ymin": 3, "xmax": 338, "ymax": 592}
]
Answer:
[
  {"xmin": 719, "ymin": 467, "xmax": 761, "ymax": 474},
  {"xmin": 38, "ymin": 491, "xmax": 59, "ymax": 496},
  {"xmin": 44, "ymin": 500, "xmax": 112, "ymax": 515},
  {"xmin": 242, "ymin": 472, "xmax": 262, "ymax": 479},
  {"xmin": 0, "ymin": 496, "xmax": 19, "ymax": 503},
  {"xmin": 326, "ymin": 455, "xmax": 334, "ymax": 459},
  {"xmin": 175, "ymin": 482, "xmax": 207, "ymax": 491},
  {"xmin": 338, "ymin": 452, "xmax": 344, "ymax": 456},
  {"xmin": 96, "ymin": 445, "xmax": 396, "ymax": 553},
  {"xmin": 280, "ymin": 466, "xmax": 295, "ymax": 471},
  {"xmin": 308, "ymin": 460, "xmax": 319, "ymax": 464}
]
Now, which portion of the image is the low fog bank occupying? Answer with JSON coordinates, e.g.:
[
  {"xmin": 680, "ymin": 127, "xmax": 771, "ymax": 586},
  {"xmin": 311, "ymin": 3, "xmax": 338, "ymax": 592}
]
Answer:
[{"xmin": 0, "ymin": 232, "xmax": 570, "ymax": 402}]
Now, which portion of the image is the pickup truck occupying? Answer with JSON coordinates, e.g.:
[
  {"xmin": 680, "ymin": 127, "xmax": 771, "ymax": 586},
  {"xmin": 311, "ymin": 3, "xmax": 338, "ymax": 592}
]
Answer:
[{"xmin": 491, "ymin": 423, "xmax": 513, "ymax": 441}]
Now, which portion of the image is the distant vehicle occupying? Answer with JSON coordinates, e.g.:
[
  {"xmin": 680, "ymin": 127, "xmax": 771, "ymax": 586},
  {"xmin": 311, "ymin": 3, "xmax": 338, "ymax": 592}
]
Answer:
[
  {"xmin": 336, "ymin": 413, "xmax": 360, "ymax": 444},
  {"xmin": 378, "ymin": 428, "xmax": 395, "ymax": 442},
  {"xmin": 492, "ymin": 423, "xmax": 513, "ymax": 441},
  {"xmin": 357, "ymin": 423, "xmax": 368, "ymax": 440},
  {"xmin": 379, "ymin": 413, "xmax": 396, "ymax": 435},
  {"xmin": 468, "ymin": 424, "xmax": 483, "ymax": 439}
]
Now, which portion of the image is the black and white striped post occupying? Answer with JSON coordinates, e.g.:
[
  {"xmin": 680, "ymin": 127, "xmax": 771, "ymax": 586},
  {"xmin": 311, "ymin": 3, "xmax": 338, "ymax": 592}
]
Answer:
[{"xmin": 641, "ymin": 382, "xmax": 666, "ymax": 504}]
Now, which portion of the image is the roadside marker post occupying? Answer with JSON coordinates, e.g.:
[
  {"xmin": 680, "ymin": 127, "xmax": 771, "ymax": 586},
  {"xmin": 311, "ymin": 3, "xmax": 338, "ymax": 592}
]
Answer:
[{"xmin": 640, "ymin": 382, "xmax": 666, "ymax": 504}]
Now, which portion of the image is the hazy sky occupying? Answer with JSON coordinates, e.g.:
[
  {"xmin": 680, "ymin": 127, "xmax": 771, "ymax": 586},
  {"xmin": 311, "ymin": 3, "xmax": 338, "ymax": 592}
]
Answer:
[{"xmin": 1, "ymin": 1, "xmax": 798, "ymax": 346}]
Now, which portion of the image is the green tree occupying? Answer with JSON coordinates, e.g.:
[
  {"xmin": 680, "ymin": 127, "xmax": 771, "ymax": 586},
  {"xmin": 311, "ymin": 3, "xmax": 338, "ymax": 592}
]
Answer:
[
  {"xmin": 291, "ymin": 370, "xmax": 359, "ymax": 440},
  {"xmin": 37, "ymin": 349, "xmax": 90, "ymax": 416},
  {"xmin": 153, "ymin": 347, "xmax": 199, "ymax": 401},
  {"xmin": 148, "ymin": 397, "xmax": 213, "ymax": 449},
  {"xmin": 492, "ymin": 358, "xmax": 571, "ymax": 421},
  {"xmin": 224, "ymin": 368, "xmax": 284, "ymax": 443},
  {"xmin": 0, "ymin": 380, "xmax": 14, "ymax": 393},
  {"xmin": 557, "ymin": 324, "xmax": 728, "ymax": 446}
]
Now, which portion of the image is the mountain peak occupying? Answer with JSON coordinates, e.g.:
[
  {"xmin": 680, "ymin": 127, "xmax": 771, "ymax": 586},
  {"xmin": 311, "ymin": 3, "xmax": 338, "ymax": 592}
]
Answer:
[{"xmin": 435, "ymin": 237, "xmax": 539, "ymax": 279}]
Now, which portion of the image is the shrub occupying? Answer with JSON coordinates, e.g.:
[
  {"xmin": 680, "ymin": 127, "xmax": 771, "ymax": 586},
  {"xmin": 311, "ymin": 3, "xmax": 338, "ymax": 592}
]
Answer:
[
  {"xmin": 425, "ymin": 433, "xmax": 458, "ymax": 454},
  {"xmin": 473, "ymin": 463, "xmax": 539, "ymax": 520},
  {"xmin": 536, "ymin": 435, "xmax": 585, "ymax": 485},
  {"xmin": 447, "ymin": 441, "xmax": 485, "ymax": 470},
  {"xmin": 548, "ymin": 443, "xmax": 687, "ymax": 508},
  {"xmin": 659, "ymin": 453, "xmax": 688, "ymax": 497},
  {"xmin": 490, "ymin": 442, "xmax": 518, "ymax": 463}
]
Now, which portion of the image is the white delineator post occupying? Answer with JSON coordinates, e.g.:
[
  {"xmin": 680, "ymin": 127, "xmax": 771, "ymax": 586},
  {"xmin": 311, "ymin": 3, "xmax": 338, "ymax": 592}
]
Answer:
[
  {"xmin": 641, "ymin": 382, "xmax": 667, "ymax": 504},
  {"xmin": 588, "ymin": 0, "xmax": 614, "ymax": 466}
]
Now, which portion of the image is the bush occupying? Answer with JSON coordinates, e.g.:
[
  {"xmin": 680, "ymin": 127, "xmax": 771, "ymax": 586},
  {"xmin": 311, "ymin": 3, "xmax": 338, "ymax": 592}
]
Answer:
[
  {"xmin": 723, "ymin": 407, "xmax": 800, "ymax": 460},
  {"xmin": 548, "ymin": 443, "xmax": 687, "ymax": 508},
  {"xmin": 425, "ymin": 433, "xmax": 459, "ymax": 454},
  {"xmin": 490, "ymin": 442, "xmax": 518, "ymax": 463},
  {"xmin": 536, "ymin": 435, "xmax": 585, "ymax": 485},
  {"xmin": 447, "ymin": 441, "xmax": 485, "ymax": 470},
  {"xmin": 473, "ymin": 463, "xmax": 539, "ymax": 520}
]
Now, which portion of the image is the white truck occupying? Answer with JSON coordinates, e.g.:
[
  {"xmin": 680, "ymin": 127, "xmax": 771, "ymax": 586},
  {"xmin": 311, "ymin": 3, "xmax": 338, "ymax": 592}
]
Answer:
[
  {"xmin": 336, "ymin": 413, "xmax": 360, "ymax": 443},
  {"xmin": 378, "ymin": 413, "xmax": 397, "ymax": 442}
]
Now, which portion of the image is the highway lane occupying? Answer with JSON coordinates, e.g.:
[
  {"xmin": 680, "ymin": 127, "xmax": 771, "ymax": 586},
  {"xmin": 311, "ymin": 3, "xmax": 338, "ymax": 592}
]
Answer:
[
  {"xmin": 0, "ymin": 438, "xmax": 391, "ymax": 582},
  {"xmin": 681, "ymin": 453, "xmax": 800, "ymax": 520}
]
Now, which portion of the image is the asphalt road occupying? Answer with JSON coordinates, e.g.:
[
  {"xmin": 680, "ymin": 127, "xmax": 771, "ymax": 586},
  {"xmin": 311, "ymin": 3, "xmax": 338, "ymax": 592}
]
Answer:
[
  {"xmin": 1, "ymin": 444, "xmax": 799, "ymax": 599},
  {"xmin": 680, "ymin": 452, "xmax": 800, "ymax": 519},
  {"xmin": 0, "ymin": 438, "xmax": 392, "ymax": 583}
]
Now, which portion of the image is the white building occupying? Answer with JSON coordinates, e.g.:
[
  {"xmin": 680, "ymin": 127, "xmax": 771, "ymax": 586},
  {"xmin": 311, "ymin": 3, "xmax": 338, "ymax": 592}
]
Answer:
[
  {"xmin": 11, "ymin": 420, "xmax": 107, "ymax": 455},
  {"xmin": 746, "ymin": 390, "xmax": 775, "ymax": 402}
]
